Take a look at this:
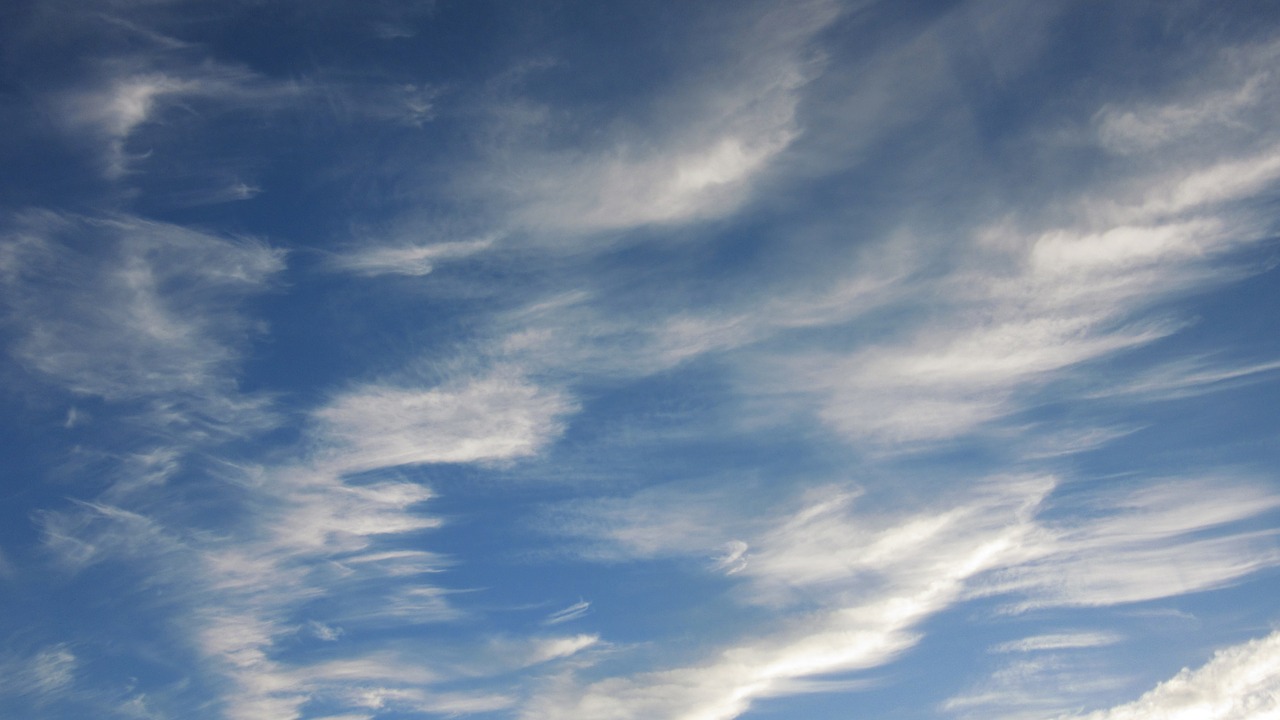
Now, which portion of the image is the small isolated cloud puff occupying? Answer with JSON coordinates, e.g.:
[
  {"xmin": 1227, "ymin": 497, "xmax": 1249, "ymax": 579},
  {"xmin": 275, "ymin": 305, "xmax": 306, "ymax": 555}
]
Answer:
[
  {"xmin": 1056, "ymin": 629, "xmax": 1280, "ymax": 720},
  {"xmin": 314, "ymin": 370, "xmax": 575, "ymax": 473}
]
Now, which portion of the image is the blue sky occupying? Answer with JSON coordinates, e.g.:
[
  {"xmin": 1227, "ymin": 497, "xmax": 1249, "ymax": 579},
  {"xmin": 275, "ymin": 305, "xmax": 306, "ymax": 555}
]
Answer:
[{"xmin": 2, "ymin": 1, "xmax": 1280, "ymax": 718}]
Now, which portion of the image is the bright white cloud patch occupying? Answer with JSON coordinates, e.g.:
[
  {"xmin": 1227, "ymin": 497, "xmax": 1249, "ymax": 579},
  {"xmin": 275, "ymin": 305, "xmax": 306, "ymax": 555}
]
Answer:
[
  {"xmin": 1060, "ymin": 630, "xmax": 1280, "ymax": 720},
  {"xmin": 315, "ymin": 371, "xmax": 574, "ymax": 472}
]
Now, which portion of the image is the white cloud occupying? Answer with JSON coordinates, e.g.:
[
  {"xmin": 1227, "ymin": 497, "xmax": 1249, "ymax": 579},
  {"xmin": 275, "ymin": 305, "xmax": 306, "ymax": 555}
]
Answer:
[
  {"xmin": 737, "ymin": 478, "xmax": 1053, "ymax": 607},
  {"xmin": 60, "ymin": 71, "xmax": 201, "ymax": 178},
  {"xmin": 10, "ymin": 8, "xmax": 1280, "ymax": 720},
  {"xmin": 944, "ymin": 654, "xmax": 1131, "ymax": 720},
  {"xmin": 146, "ymin": 364, "xmax": 574, "ymax": 719},
  {"xmin": 325, "ymin": 81, "xmax": 440, "ymax": 128},
  {"xmin": 526, "ymin": 478, "xmax": 1053, "ymax": 720},
  {"xmin": 31, "ymin": 440, "xmax": 475, "ymax": 718},
  {"xmin": 992, "ymin": 632, "xmax": 1124, "ymax": 654},
  {"xmin": 1020, "ymin": 425, "xmax": 1144, "ymax": 459},
  {"xmin": 39, "ymin": 500, "xmax": 177, "ymax": 571},
  {"xmin": 667, "ymin": 28, "xmax": 1279, "ymax": 452},
  {"xmin": 32, "ymin": 645, "xmax": 77, "ymax": 694},
  {"xmin": 337, "ymin": 548, "xmax": 449, "ymax": 577},
  {"xmin": 1093, "ymin": 40, "xmax": 1280, "ymax": 156},
  {"xmin": 772, "ymin": 164, "xmax": 1278, "ymax": 446},
  {"xmin": 544, "ymin": 481, "xmax": 759, "ymax": 562},
  {"xmin": 307, "ymin": 620, "xmax": 343, "ymax": 641},
  {"xmin": 1128, "ymin": 149, "xmax": 1280, "ymax": 223},
  {"xmin": 947, "ymin": 634, "xmax": 1135, "ymax": 720},
  {"xmin": 976, "ymin": 478, "xmax": 1280, "ymax": 610},
  {"xmin": 263, "ymin": 472, "xmax": 438, "ymax": 554},
  {"xmin": 1056, "ymin": 630, "xmax": 1280, "ymax": 720},
  {"xmin": 713, "ymin": 541, "xmax": 750, "ymax": 575},
  {"xmin": 28, "ymin": 357, "xmax": 576, "ymax": 720},
  {"xmin": 555, "ymin": 472, "xmax": 1280, "ymax": 614},
  {"xmin": 539, "ymin": 472, "xmax": 1280, "ymax": 720},
  {"xmin": 293, "ymin": 655, "xmax": 438, "ymax": 686},
  {"xmin": 313, "ymin": 369, "xmax": 575, "ymax": 472},
  {"xmin": 1090, "ymin": 356, "xmax": 1280, "ymax": 402},
  {"xmin": 465, "ymin": 0, "xmax": 841, "ymax": 235},
  {"xmin": 500, "ymin": 125, "xmax": 800, "ymax": 233},
  {"xmin": 0, "ymin": 644, "xmax": 78, "ymax": 700},
  {"xmin": 159, "ymin": 179, "xmax": 264, "ymax": 207},
  {"xmin": 479, "ymin": 48, "xmax": 1280, "ymax": 449},
  {"xmin": 486, "ymin": 238, "xmax": 912, "ymax": 408},
  {"xmin": 182, "ymin": 467, "xmax": 452, "ymax": 716},
  {"xmin": 54, "ymin": 59, "xmax": 298, "ymax": 178},
  {"xmin": 45, "ymin": 29, "xmax": 441, "ymax": 181},
  {"xmin": 327, "ymin": 236, "xmax": 497, "ymax": 277},
  {"xmin": 0, "ymin": 200, "xmax": 579, "ymax": 720},
  {"xmin": 525, "ymin": 634, "xmax": 600, "ymax": 666},
  {"xmin": 0, "ymin": 211, "xmax": 284, "ymax": 437},
  {"xmin": 543, "ymin": 599, "xmax": 591, "ymax": 626}
]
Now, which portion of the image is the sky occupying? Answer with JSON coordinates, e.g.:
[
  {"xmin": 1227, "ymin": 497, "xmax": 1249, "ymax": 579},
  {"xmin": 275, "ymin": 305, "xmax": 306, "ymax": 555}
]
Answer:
[{"xmin": 2, "ymin": 1, "xmax": 1280, "ymax": 718}]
